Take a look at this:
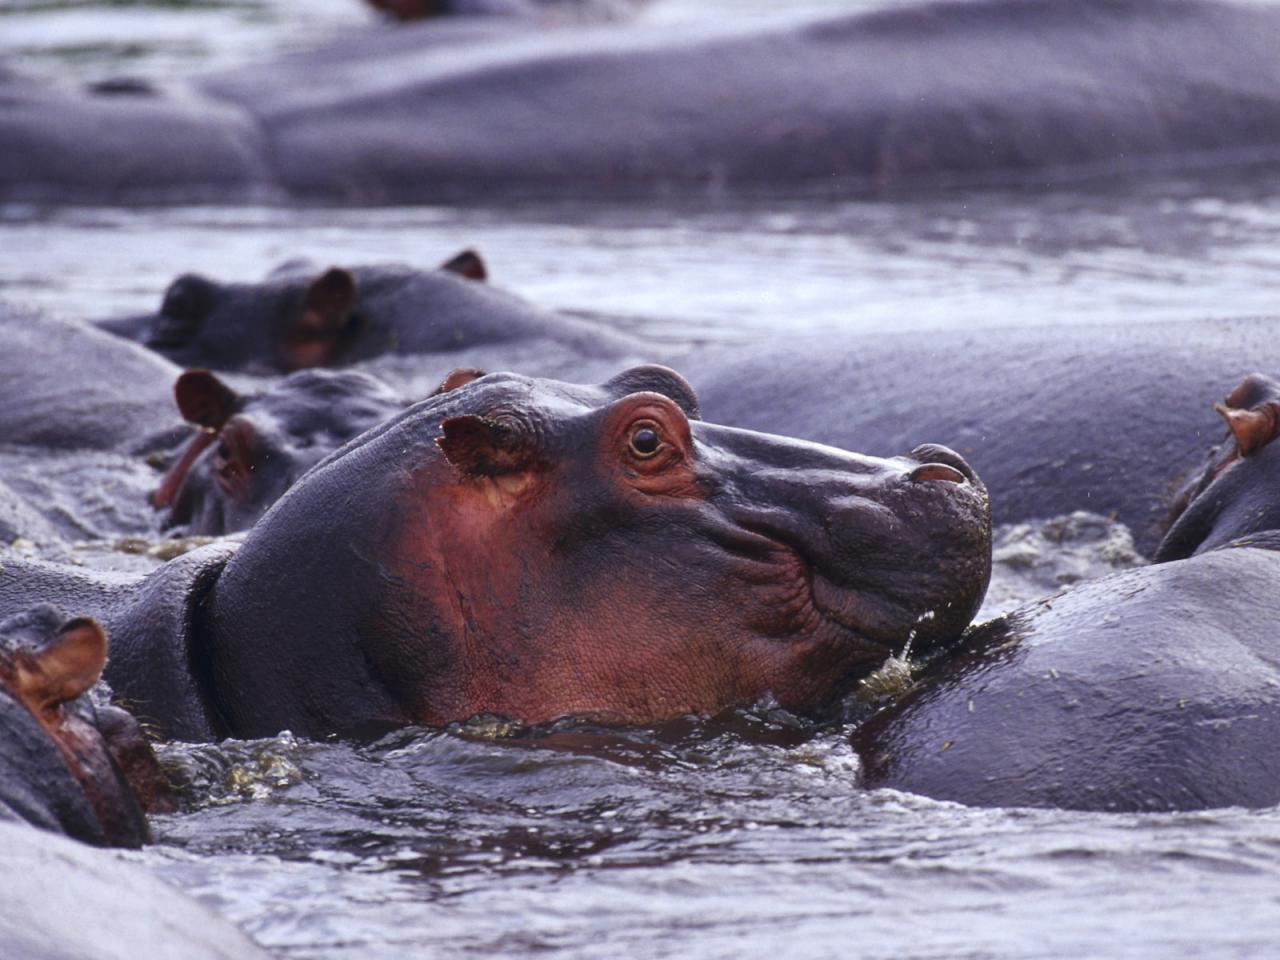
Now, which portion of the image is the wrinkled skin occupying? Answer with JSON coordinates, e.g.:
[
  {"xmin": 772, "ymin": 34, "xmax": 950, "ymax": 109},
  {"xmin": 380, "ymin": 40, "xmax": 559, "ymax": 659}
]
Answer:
[
  {"xmin": 0, "ymin": 605, "xmax": 162, "ymax": 847},
  {"xmin": 1, "ymin": 366, "xmax": 992, "ymax": 740},
  {"xmin": 97, "ymin": 253, "xmax": 636, "ymax": 374},
  {"xmin": 156, "ymin": 367, "xmax": 406, "ymax": 535},
  {"xmin": 851, "ymin": 372, "xmax": 1280, "ymax": 812},
  {"xmin": 7, "ymin": 0, "xmax": 1280, "ymax": 203}
]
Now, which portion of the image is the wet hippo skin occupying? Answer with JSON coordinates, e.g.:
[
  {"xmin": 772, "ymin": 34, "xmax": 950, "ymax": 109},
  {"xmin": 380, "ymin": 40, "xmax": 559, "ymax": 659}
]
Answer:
[
  {"xmin": 5, "ymin": 0, "xmax": 1280, "ymax": 203},
  {"xmin": 0, "ymin": 366, "xmax": 991, "ymax": 740},
  {"xmin": 851, "ymin": 373, "xmax": 1280, "ymax": 812}
]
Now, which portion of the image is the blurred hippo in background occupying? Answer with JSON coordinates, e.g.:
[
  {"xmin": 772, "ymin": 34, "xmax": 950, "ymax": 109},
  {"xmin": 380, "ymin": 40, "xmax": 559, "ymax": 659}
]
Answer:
[
  {"xmin": 0, "ymin": 304, "xmax": 184, "ymax": 453},
  {"xmin": 0, "ymin": 604, "xmax": 165, "ymax": 847},
  {"xmin": 97, "ymin": 251, "xmax": 639, "ymax": 375},
  {"xmin": 154, "ymin": 366, "xmax": 408, "ymax": 535},
  {"xmin": 0, "ymin": 366, "xmax": 991, "ymax": 741},
  {"xmin": 6, "ymin": 0, "xmax": 1280, "ymax": 203},
  {"xmin": 851, "ymin": 372, "xmax": 1280, "ymax": 812}
]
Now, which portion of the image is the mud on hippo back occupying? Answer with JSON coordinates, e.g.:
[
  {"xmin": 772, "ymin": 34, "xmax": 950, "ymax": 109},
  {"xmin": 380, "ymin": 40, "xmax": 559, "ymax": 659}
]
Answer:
[
  {"xmin": 98, "ymin": 251, "xmax": 638, "ymax": 375},
  {"xmin": 851, "ymin": 372, "xmax": 1280, "ymax": 812},
  {"xmin": 0, "ymin": 366, "xmax": 991, "ymax": 740}
]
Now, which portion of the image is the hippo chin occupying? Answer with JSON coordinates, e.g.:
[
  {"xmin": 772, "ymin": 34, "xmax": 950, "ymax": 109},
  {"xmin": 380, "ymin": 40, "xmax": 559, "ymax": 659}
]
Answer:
[
  {"xmin": 852, "ymin": 372, "xmax": 1280, "ymax": 812},
  {"xmin": 0, "ymin": 605, "xmax": 161, "ymax": 847},
  {"xmin": 4, "ymin": 366, "xmax": 992, "ymax": 739}
]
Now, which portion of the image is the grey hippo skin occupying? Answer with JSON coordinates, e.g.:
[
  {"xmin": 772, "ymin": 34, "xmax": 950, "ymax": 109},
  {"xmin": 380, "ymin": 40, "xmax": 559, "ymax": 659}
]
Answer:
[
  {"xmin": 5, "ymin": 0, "xmax": 1280, "ymax": 203},
  {"xmin": 96, "ymin": 252, "xmax": 639, "ymax": 374},
  {"xmin": 850, "ymin": 372, "xmax": 1280, "ymax": 812},
  {"xmin": 681, "ymin": 316, "xmax": 1280, "ymax": 556},
  {"xmin": 0, "ymin": 821, "xmax": 272, "ymax": 960},
  {"xmin": 0, "ymin": 366, "xmax": 991, "ymax": 741},
  {"xmin": 0, "ymin": 304, "xmax": 185, "ymax": 453}
]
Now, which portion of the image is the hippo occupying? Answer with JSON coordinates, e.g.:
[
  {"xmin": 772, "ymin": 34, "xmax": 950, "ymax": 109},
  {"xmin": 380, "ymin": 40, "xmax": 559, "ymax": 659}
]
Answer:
[
  {"xmin": 97, "ymin": 253, "xmax": 639, "ymax": 375},
  {"xmin": 154, "ymin": 366, "xmax": 407, "ymax": 535},
  {"xmin": 681, "ymin": 315, "xmax": 1280, "ymax": 555},
  {"xmin": 0, "ymin": 304, "xmax": 185, "ymax": 452},
  {"xmin": 0, "ymin": 366, "xmax": 991, "ymax": 741},
  {"xmin": 0, "ymin": 604, "xmax": 164, "ymax": 847},
  {"xmin": 6, "ymin": 0, "xmax": 1280, "ymax": 203},
  {"xmin": 850, "ymin": 372, "xmax": 1280, "ymax": 812}
]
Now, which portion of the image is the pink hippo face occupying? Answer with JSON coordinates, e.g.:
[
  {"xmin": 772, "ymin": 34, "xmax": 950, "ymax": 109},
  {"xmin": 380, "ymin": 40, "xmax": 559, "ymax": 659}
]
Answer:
[{"xmin": 204, "ymin": 366, "xmax": 992, "ymax": 738}]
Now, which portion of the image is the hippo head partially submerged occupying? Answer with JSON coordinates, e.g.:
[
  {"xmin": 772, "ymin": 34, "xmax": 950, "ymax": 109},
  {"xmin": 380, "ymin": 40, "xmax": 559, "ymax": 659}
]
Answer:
[
  {"xmin": 97, "ymin": 250, "xmax": 487, "ymax": 374},
  {"xmin": 203, "ymin": 365, "xmax": 991, "ymax": 736},
  {"xmin": 0, "ymin": 605, "xmax": 161, "ymax": 847},
  {"xmin": 1157, "ymin": 372, "xmax": 1280, "ymax": 561},
  {"xmin": 154, "ymin": 367, "xmax": 405, "ymax": 535}
]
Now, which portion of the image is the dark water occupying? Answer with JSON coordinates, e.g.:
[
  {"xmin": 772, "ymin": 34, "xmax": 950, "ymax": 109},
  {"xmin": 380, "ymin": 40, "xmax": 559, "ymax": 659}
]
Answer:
[{"xmin": 6, "ymin": 1, "xmax": 1280, "ymax": 956}]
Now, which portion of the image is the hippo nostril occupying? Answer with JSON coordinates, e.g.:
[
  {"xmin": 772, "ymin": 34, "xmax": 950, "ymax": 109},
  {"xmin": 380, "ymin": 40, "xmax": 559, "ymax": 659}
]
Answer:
[
  {"xmin": 908, "ymin": 443, "xmax": 977, "ymax": 484},
  {"xmin": 907, "ymin": 463, "xmax": 968, "ymax": 484}
]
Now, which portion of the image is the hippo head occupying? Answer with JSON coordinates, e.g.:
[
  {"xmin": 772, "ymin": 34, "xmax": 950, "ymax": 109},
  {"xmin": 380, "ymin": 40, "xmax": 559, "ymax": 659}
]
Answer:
[
  {"xmin": 97, "ymin": 249, "xmax": 486, "ymax": 374},
  {"xmin": 0, "ymin": 606, "xmax": 161, "ymax": 847},
  {"xmin": 155, "ymin": 367, "xmax": 405, "ymax": 535},
  {"xmin": 204, "ymin": 365, "xmax": 992, "ymax": 737},
  {"xmin": 1157, "ymin": 373, "xmax": 1280, "ymax": 561}
]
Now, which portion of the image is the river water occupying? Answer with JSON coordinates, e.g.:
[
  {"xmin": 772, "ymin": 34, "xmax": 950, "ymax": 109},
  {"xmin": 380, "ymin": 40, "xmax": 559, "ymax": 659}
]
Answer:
[{"xmin": 5, "ymin": 1, "xmax": 1280, "ymax": 957}]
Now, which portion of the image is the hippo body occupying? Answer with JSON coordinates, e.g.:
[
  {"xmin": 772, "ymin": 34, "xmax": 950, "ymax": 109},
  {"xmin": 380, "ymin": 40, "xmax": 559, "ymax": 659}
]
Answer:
[
  {"xmin": 0, "ymin": 821, "xmax": 271, "ymax": 960},
  {"xmin": 6, "ymin": 0, "xmax": 1280, "ymax": 203},
  {"xmin": 852, "ymin": 373, "xmax": 1280, "ymax": 812},
  {"xmin": 0, "ymin": 304, "xmax": 185, "ymax": 453},
  {"xmin": 0, "ymin": 367, "xmax": 992, "ymax": 741},
  {"xmin": 682, "ymin": 316, "xmax": 1280, "ymax": 555}
]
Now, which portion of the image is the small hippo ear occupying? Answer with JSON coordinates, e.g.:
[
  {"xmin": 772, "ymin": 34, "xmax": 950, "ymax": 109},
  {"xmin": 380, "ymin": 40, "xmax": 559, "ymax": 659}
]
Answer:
[
  {"xmin": 174, "ymin": 369, "xmax": 240, "ymax": 429},
  {"xmin": 14, "ymin": 618, "xmax": 108, "ymax": 713},
  {"xmin": 437, "ymin": 415, "xmax": 536, "ymax": 477},
  {"xmin": 303, "ymin": 268, "xmax": 358, "ymax": 328},
  {"xmin": 1215, "ymin": 401, "xmax": 1280, "ymax": 457},
  {"xmin": 430, "ymin": 368, "xmax": 487, "ymax": 396},
  {"xmin": 439, "ymin": 249, "xmax": 487, "ymax": 282}
]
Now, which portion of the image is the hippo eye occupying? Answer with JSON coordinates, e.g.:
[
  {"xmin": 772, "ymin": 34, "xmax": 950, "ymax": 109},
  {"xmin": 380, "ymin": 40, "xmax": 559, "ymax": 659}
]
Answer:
[{"xmin": 628, "ymin": 422, "xmax": 662, "ymax": 458}]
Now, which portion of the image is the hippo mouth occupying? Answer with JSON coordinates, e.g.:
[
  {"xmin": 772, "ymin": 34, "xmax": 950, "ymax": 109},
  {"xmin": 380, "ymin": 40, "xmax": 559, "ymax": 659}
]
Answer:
[{"xmin": 715, "ymin": 444, "xmax": 985, "ymax": 656}]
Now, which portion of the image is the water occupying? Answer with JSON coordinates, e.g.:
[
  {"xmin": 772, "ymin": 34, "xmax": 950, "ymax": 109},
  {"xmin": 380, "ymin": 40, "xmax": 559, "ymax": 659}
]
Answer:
[{"xmin": 6, "ymin": 1, "xmax": 1280, "ymax": 957}]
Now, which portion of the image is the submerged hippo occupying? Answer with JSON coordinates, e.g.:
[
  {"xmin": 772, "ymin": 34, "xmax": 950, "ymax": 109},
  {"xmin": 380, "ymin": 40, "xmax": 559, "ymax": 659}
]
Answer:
[
  {"xmin": 154, "ymin": 367, "xmax": 407, "ymax": 535},
  {"xmin": 6, "ymin": 0, "xmax": 1280, "ymax": 202},
  {"xmin": 0, "ymin": 304, "xmax": 184, "ymax": 452},
  {"xmin": 851, "ymin": 372, "xmax": 1280, "ymax": 812},
  {"xmin": 0, "ymin": 604, "xmax": 164, "ymax": 847},
  {"xmin": 0, "ymin": 366, "xmax": 991, "ymax": 740},
  {"xmin": 97, "ymin": 252, "xmax": 636, "ymax": 374}
]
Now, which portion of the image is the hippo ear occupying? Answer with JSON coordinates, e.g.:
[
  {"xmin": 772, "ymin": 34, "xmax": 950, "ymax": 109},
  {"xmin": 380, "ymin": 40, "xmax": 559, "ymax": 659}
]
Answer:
[
  {"xmin": 302, "ymin": 268, "xmax": 358, "ymax": 330},
  {"xmin": 14, "ymin": 618, "xmax": 108, "ymax": 714},
  {"xmin": 439, "ymin": 249, "xmax": 487, "ymax": 282},
  {"xmin": 437, "ymin": 415, "xmax": 537, "ymax": 477},
  {"xmin": 1215, "ymin": 401, "xmax": 1280, "ymax": 457},
  {"xmin": 431, "ymin": 368, "xmax": 487, "ymax": 397},
  {"xmin": 174, "ymin": 369, "xmax": 240, "ymax": 429}
]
